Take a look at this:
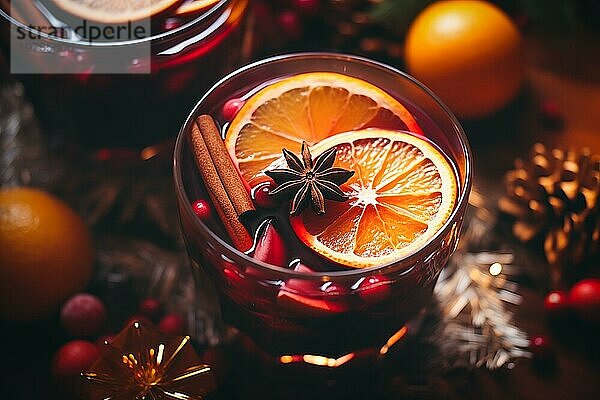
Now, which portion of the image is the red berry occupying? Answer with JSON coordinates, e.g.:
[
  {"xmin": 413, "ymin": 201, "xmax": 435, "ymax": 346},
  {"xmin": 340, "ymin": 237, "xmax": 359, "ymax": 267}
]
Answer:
[
  {"xmin": 357, "ymin": 275, "xmax": 391, "ymax": 304},
  {"xmin": 253, "ymin": 221, "xmax": 287, "ymax": 267},
  {"xmin": 569, "ymin": 278, "xmax": 600, "ymax": 323},
  {"xmin": 252, "ymin": 181, "xmax": 276, "ymax": 209},
  {"xmin": 139, "ymin": 298, "xmax": 161, "ymax": 321},
  {"xmin": 159, "ymin": 313, "xmax": 187, "ymax": 336},
  {"xmin": 293, "ymin": 0, "xmax": 320, "ymax": 16},
  {"xmin": 278, "ymin": 10, "xmax": 302, "ymax": 40},
  {"xmin": 60, "ymin": 294, "xmax": 106, "ymax": 338},
  {"xmin": 221, "ymin": 98, "xmax": 245, "ymax": 121},
  {"xmin": 192, "ymin": 199, "xmax": 212, "ymax": 220},
  {"xmin": 544, "ymin": 290, "xmax": 570, "ymax": 315},
  {"xmin": 52, "ymin": 340, "xmax": 99, "ymax": 379}
]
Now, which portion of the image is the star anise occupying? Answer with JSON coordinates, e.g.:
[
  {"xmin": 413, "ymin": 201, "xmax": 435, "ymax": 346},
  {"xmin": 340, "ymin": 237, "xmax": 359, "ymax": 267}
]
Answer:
[{"xmin": 265, "ymin": 142, "xmax": 355, "ymax": 216}]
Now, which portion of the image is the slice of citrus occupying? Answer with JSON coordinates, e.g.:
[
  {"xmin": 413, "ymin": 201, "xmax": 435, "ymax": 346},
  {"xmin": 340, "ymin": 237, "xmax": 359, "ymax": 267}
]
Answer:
[
  {"xmin": 175, "ymin": 0, "xmax": 219, "ymax": 16},
  {"xmin": 225, "ymin": 72, "xmax": 422, "ymax": 184},
  {"xmin": 290, "ymin": 129, "xmax": 457, "ymax": 269},
  {"xmin": 51, "ymin": 0, "xmax": 180, "ymax": 24}
]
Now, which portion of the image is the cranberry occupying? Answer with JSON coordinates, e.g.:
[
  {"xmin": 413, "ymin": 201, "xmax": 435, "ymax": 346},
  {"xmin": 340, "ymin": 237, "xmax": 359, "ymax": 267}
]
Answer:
[
  {"xmin": 221, "ymin": 97, "xmax": 245, "ymax": 121},
  {"xmin": 253, "ymin": 221, "xmax": 287, "ymax": 267},
  {"xmin": 138, "ymin": 298, "xmax": 162, "ymax": 321},
  {"xmin": 60, "ymin": 293, "xmax": 106, "ymax": 338},
  {"xmin": 357, "ymin": 275, "xmax": 391, "ymax": 304},
  {"xmin": 52, "ymin": 340, "xmax": 99, "ymax": 379},
  {"xmin": 544, "ymin": 290, "xmax": 570, "ymax": 316},
  {"xmin": 159, "ymin": 313, "xmax": 187, "ymax": 336},
  {"xmin": 569, "ymin": 278, "xmax": 600, "ymax": 323},
  {"xmin": 252, "ymin": 181, "xmax": 276, "ymax": 209},
  {"xmin": 192, "ymin": 199, "xmax": 212, "ymax": 220}
]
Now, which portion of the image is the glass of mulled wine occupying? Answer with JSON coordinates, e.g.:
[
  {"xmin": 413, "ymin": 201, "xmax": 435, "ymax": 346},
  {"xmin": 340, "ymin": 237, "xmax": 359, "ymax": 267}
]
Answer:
[
  {"xmin": 174, "ymin": 53, "xmax": 472, "ymax": 371},
  {"xmin": 0, "ymin": 0, "xmax": 250, "ymax": 148}
]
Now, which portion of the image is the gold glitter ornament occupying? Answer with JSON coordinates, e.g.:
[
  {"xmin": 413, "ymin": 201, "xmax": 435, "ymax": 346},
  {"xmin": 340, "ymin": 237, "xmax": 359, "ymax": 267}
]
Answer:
[{"xmin": 83, "ymin": 320, "xmax": 217, "ymax": 400}]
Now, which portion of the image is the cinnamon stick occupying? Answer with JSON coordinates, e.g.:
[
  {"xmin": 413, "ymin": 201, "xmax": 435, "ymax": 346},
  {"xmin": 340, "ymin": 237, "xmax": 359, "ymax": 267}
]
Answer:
[
  {"xmin": 196, "ymin": 115, "xmax": 255, "ymax": 216},
  {"xmin": 189, "ymin": 115, "xmax": 254, "ymax": 252}
]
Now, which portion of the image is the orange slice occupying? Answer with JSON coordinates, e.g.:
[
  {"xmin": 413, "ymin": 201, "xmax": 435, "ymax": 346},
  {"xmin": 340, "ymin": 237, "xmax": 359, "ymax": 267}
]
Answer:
[
  {"xmin": 51, "ymin": 0, "xmax": 181, "ymax": 24},
  {"xmin": 290, "ymin": 129, "xmax": 457, "ymax": 269},
  {"xmin": 225, "ymin": 72, "xmax": 422, "ymax": 184},
  {"xmin": 175, "ymin": 0, "xmax": 219, "ymax": 15}
]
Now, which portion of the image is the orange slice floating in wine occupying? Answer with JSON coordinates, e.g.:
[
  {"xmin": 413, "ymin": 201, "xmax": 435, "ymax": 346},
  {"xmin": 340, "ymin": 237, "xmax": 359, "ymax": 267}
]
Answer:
[
  {"xmin": 225, "ymin": 72, "xmax": 423, "ymax": 184},
  {"xmin": 51, "ymin": 0, "xmax": 181, "ymax": 24},
  {"xmin": 290, "ymin": 129, "xmax": 457, "ymax": 269}
]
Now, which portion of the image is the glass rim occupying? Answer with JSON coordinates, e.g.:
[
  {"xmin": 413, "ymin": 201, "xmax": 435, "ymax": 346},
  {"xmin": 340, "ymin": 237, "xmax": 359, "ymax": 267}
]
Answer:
[
  {"xmin": 173, "ymin": 52, "xmax": 473, "ymax": 279},
  {"xmin": 0, "ymin": 0, "xmax": 231, "ymax": 48}
]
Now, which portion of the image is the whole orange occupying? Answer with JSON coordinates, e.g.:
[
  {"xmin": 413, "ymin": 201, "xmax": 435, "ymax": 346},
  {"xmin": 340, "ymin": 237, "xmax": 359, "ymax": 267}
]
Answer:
[
  {"xmin": 405, "ymin": 0, "xmax": 523, "ymax": 119},
  {"xmin": 0, "ymin": 187, "xmax": 94, "ymax": 321}
]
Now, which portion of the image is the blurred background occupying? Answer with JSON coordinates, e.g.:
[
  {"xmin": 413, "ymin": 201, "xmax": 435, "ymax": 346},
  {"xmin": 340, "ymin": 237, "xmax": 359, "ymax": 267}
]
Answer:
[{"xmin": 1, "ymin": 1, "xmax": 599, "ymax": 399}]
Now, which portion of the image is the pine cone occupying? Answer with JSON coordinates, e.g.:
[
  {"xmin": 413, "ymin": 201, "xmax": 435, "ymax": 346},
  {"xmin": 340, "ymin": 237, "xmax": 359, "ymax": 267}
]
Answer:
[{"xmin": 498, "ymin": 143, "xmax": 600, "ymax": 282}]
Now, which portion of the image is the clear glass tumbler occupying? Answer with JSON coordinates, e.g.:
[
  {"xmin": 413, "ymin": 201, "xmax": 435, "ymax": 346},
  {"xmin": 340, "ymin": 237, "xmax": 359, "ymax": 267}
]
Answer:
[{"xmin": 173, "ymin": 53, "xmax": 472, "ymax": 371}]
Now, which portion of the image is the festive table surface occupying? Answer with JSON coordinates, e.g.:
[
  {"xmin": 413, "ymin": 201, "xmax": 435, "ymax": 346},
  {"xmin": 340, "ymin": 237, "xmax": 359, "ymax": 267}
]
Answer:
[{"xmin": 1, "ymin": 3, "xmax": 600, "ymax": 399}]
